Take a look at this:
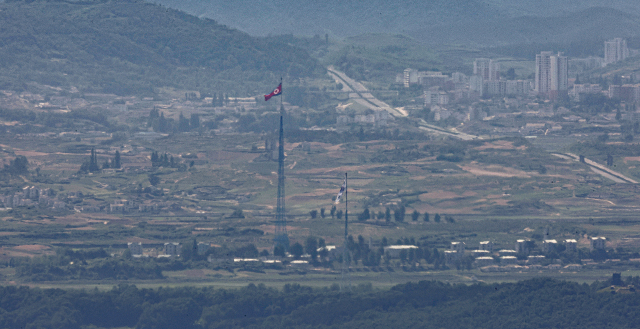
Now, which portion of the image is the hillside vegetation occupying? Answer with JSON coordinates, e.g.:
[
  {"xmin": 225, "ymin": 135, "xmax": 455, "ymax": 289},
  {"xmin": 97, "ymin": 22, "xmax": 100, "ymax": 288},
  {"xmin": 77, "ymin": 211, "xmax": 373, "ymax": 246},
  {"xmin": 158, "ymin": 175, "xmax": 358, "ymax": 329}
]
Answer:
[
  {"xmin": 1, "ymin": 278, "xmax": 639, "ymax": 328},
  {"xmin": 0, "ymin": 0, "xmax": 324, "ymax": 95}
]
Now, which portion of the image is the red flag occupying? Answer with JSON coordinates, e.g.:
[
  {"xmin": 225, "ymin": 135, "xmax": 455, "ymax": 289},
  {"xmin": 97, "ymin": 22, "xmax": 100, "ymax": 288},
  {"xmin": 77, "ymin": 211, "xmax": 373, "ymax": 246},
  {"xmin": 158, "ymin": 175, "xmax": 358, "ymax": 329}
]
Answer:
[{"xmin": 264, "ymin": 83, "xmax": 282, "ymax": 101}]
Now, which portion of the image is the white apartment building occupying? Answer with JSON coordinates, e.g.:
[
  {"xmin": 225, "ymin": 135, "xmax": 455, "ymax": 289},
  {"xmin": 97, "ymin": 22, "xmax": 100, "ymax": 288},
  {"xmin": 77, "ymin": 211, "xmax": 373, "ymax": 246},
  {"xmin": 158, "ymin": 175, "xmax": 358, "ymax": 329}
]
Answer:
[
  {"xmin": 474, "ymin": 58, "xmax": 500, "ymax": 81},
  {"xmin": 404, "ymin": 68, "xmax": 418, "ymax": 87},
  {"xmin": 604, "ymin": 38, "xmax": 629, "ymax": 65},
  {"xmin": 164, "ymin": 242, "xmax": 181, "ymax": 256},
  {"xmin": 535, "ymin": 51, "xmax": 568, "ymax": 100},
  {"xmin": 128, "ymin": 242, "xmax": 143, "ymax": 255}
]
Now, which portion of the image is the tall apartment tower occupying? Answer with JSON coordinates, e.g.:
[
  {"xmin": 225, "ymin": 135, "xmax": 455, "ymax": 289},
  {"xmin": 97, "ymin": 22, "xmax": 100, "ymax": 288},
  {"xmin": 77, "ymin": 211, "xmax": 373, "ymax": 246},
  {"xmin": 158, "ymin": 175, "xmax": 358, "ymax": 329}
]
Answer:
[
  {"xmin": 604, "ymin": 38, "xmax": 629, "ymax": 65},
  {"xmin": 403, "ymin": 68, "xmax": 418, "ymax": 87},
  {"xmin": 473, "ymin": 58, "xmax": 499, "ymax": 81},
  {"xmin": 535, "ymin": 51, "xmax": 568, "ymax": 100}
]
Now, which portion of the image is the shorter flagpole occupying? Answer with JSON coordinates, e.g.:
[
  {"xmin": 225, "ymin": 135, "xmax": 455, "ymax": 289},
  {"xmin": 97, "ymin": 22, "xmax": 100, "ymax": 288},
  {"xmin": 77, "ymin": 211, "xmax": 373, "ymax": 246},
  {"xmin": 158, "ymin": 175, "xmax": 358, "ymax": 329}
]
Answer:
[{"xmin": 340, "ymin": 172, "xmax": 350, "ymax": 292}]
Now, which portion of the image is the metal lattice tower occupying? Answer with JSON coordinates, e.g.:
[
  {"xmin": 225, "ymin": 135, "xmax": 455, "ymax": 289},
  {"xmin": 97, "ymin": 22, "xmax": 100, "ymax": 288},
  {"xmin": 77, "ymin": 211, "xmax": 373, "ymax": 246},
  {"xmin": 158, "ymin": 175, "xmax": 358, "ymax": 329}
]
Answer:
[{"xmin": 273, "ymin": 112, "xmax": 289, "ymax": 250}]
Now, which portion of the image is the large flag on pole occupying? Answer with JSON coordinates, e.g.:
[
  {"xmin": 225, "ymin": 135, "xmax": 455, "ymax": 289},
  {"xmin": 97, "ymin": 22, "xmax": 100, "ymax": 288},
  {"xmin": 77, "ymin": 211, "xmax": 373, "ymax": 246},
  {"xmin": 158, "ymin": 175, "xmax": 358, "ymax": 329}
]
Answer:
[
  {"xmin": 335, "ymin": 177, "xmax": 346, "ymax": 204},
  {"xmin": 264, "ymin": 83, "xmax": 282, "ymax": 101}
]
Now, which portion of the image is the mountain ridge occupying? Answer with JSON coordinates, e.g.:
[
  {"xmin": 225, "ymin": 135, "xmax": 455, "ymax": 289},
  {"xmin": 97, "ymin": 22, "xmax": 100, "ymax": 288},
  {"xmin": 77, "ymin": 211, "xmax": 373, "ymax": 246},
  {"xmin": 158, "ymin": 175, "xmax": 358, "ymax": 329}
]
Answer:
[
  {"xmin": 0, "ymin": 0, "xmax": 323, "ymax": 95},
  {"xmin": 150, "ymin": 0, "xmax": 640, "ymax": 47}
]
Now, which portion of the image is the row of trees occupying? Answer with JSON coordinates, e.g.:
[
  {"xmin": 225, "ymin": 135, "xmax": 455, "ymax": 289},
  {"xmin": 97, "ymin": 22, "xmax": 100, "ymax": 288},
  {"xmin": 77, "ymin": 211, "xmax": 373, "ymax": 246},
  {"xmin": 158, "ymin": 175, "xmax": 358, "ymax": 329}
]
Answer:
[
  {"xmin": 79, "ymin": 148, "xmax": 120, "ymax": 173},
  {"xmin": 310, "ymin": 205, "xmax": 454, "ymax": 223},
  {"xmin": 148, "ymin": 109, "xmax": 202, "ymax": 133},
  {"xmin": 3, "ymin": 155, "xmax": 28, "ymax": 176},
  {"xmin": 0, "ymin": 278, "xmax": 635, "ymax": 328}
]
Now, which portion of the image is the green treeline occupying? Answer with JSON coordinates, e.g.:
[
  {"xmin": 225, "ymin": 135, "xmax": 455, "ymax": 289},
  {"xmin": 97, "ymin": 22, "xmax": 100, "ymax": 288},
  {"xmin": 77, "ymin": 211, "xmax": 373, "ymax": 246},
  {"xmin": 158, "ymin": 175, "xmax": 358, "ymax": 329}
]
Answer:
[{"xmin": 0, "ymin": 278, "xmax": 639, "ymax": 328}]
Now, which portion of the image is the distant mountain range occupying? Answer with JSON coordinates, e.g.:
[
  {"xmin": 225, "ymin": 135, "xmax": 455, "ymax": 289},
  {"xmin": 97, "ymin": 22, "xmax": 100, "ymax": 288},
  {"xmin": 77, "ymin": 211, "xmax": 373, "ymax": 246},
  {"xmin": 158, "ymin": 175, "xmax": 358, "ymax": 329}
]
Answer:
[
  {"xmin": 150, "ymin": 0, "xmax": 640, "ymax": 46},
  {"xmin": 0, "ymin": 1, "xmax": 323, "ymax": 95}
]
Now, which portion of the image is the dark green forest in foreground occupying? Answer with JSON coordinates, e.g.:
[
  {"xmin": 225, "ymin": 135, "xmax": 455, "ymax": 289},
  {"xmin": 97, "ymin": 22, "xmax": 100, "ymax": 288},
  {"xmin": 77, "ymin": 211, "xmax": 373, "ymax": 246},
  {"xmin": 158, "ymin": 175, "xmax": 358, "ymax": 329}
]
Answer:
[
  {"xmin": 0, "ymin": 0, "xmax": 324, "ymax": 95},
  {"xmin": 2, "ymin": 278, "xmax": 640, "ymax": 329}
]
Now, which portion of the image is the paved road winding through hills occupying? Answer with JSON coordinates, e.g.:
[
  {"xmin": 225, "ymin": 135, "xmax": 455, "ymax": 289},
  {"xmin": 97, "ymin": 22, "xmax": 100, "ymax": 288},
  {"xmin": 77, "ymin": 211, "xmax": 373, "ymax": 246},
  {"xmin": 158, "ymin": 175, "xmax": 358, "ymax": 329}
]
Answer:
[{"xmin": 327, "ymin": 67, "xmax": 407, "ymax": 118}]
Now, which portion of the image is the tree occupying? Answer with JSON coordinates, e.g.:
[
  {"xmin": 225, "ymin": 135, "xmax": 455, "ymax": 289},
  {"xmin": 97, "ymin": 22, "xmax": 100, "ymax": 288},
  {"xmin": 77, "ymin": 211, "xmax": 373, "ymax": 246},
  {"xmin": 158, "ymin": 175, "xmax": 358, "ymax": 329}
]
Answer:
[
  {"xmin": 82, "ymin": 147, "xmax": 100, "ymax": 173},
  {"xmin": 358, "ymin": 207, "xmax": 370, "ymax": 221},
  {"xmin": 5, "ymin": 155, "xmax": 28, "ymax": 175},
  {"xmin": 399, "ymin": 249, "xmax": 408, "ymax": 263},
  {"xmin": 230, "ymin": 209, "xmax": 244, "ymax": 218},
  {"xmin": 309, "ymin": 209, "xmax": 318, "ymax": 219},
  {"xmin": 320, "ymin": 208, "xmax": 325, "ymax": 218},
  {"xmin": 190, "ymin": 114, "xmax": 200, "ymax": 130},
  {"xmin": 181, "ymin": 239, "xmax": 197, "ymax": 261},
  {"xmin": 290, "ymin": 242, "xmax": 304, "ymax": 259},
  {"xmin": 385, "ymin": 207, "xmax": 391, "ymax": 222},
  {"xmin": 411, "ymin": 210, "xmax": 420, "ymax": 221},
  {"xmin": 274, "ymin": 245, "xmax": 285, "ymax": 257},
  {"xmin": 318, "ymin": 238, "xmax": 328, "ymax": 260},
  {"xmin": 330, "ymin": 205, "xmax": 336, "ymax": 218},
  {"xmin": 305, "ymin": 237, "xmax": 318, "ymax": 262},
  {"xmin": 178, "ymin": 112, "xmax": 190, "ymax": 132},
  {"xmin": 423, "ymin": 212, "xmax": 430, "ymax": 222},
  {"xmin": 616, "ymin": 107, "xmax": 622, "ymax": 121},
  {"xmin": 394, "ymin": 205, "xmax": 405, "ymax": 222},
  {"xmin": 434, "ymin": 213, "xmax": 441, "ymax": 223},
  {"xmin": 149, "ymin": 174, "xmax": 160, "ymax": 186},
  {"xmin": 336, "ymin": 210, "xmax": 343, "ymax": 220},
  {"xmin": 114, "ymin": 150, "xmax": 121, "ymax": 169}
]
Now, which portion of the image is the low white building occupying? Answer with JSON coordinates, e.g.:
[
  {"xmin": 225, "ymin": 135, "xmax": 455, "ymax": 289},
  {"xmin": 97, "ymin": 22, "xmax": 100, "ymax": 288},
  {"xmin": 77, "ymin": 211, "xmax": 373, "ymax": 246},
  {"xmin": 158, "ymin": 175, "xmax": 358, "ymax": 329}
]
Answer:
[
  {"xmin": 289, "ymin": 260, "xmax": 310, "ymax": 269},
  {"xmin": 476, "ymin": 256, "xmax": 494, "ymax": 267},
  {"xmin": 542, "ymin": 240, "xmax": 557, "ymax": 253},
  {"xmin": 164, "ymin": 242, "xmax": 181, "ymax": 256},
  {"xmin": 498, "ymin": 249, "xmax": 517, "ymax": 256},
  {"xmin": 384, "ymin": 245, "xmax": 418, "ymax": 258},
  {"xmin": 515, "ymin": 239, "xmax": 529, "ymax": 254},
  {"xmin": 479, "ymin": 241, "xmax": 493, "ymax": 252},
  {"xmin": 565, "ymin": 239, "xmax": 577, "ymax": 252},
  {"xmin": 444, "ymin": 250, "xmax": 459, "ymax": 264},
  {"xmin": 197, "ymin": 242, "xmax": 210, "ymax": 255},
  {"xmin": 527, "ymin": 255, "xmax": 545, "ymax": 264},
  {"xmin": 128, "ymin": 242, "xmax": 143, "ymax": 255},
  {"xmin": 472, "ymin": 250, "xmax": 491, "ymax": 257},
  {"xmin": 590, "ymin": 237, "xmax": 606, "ymax": 250},
  {"xmin": 451, "ymin": 241, "xmax": 465, "ymax": 253},
  {"xmin": 500, "ymin": 256, "xmax": 518, "ymax": 265}
]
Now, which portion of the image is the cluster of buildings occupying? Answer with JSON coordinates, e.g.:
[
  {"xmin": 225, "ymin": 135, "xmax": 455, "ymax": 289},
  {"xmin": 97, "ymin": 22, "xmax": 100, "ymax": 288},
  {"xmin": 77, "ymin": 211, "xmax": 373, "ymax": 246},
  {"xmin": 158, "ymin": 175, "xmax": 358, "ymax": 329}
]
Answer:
[
  {"xmin": 128, "ymin": 241, "xmax": 199, "ymax": 258},
  {"xmin": 80, "ymin": 199, "xmax": 166, "ymax": 214},
  {"xmin": 402, "ymin": 38, "xmax": 638, "ymax": 112},
  {"xmin": 605, "ymin": 38, "xmax": 630, "ymax": 66},
  {"xmin": 402, "ymin": 60, "xmax": 533, "ymax": 109},
  {"xmin": 336, "ymin": 110, "xmax": 392, "ymax": 127},
  {"xmin": 441, "ymin": 236, "xmax": 607, "ymax": 270},
  {"xmin": 0, "ymin": 186, "xmax": 66, "ymax": 210}
]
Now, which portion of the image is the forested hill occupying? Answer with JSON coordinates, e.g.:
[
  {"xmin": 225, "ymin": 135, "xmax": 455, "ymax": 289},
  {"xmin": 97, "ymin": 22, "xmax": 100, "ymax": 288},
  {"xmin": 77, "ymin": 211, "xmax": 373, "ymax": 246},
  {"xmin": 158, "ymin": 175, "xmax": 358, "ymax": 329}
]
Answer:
[
  {"xmin": 0, "ymin": 0, "xmax": 323, "ymax": 95},
  {"xmin": 1, "ymin": 278, "xmax": 640, "ymax": 328}
]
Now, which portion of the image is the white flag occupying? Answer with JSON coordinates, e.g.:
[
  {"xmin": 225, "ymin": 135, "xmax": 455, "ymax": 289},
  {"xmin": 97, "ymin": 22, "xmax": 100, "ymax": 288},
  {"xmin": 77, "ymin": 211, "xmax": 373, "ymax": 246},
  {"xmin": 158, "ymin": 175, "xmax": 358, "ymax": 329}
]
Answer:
[{"xmin": 335, "ymin": 178, "xmax": 346, "ymax": 204}]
